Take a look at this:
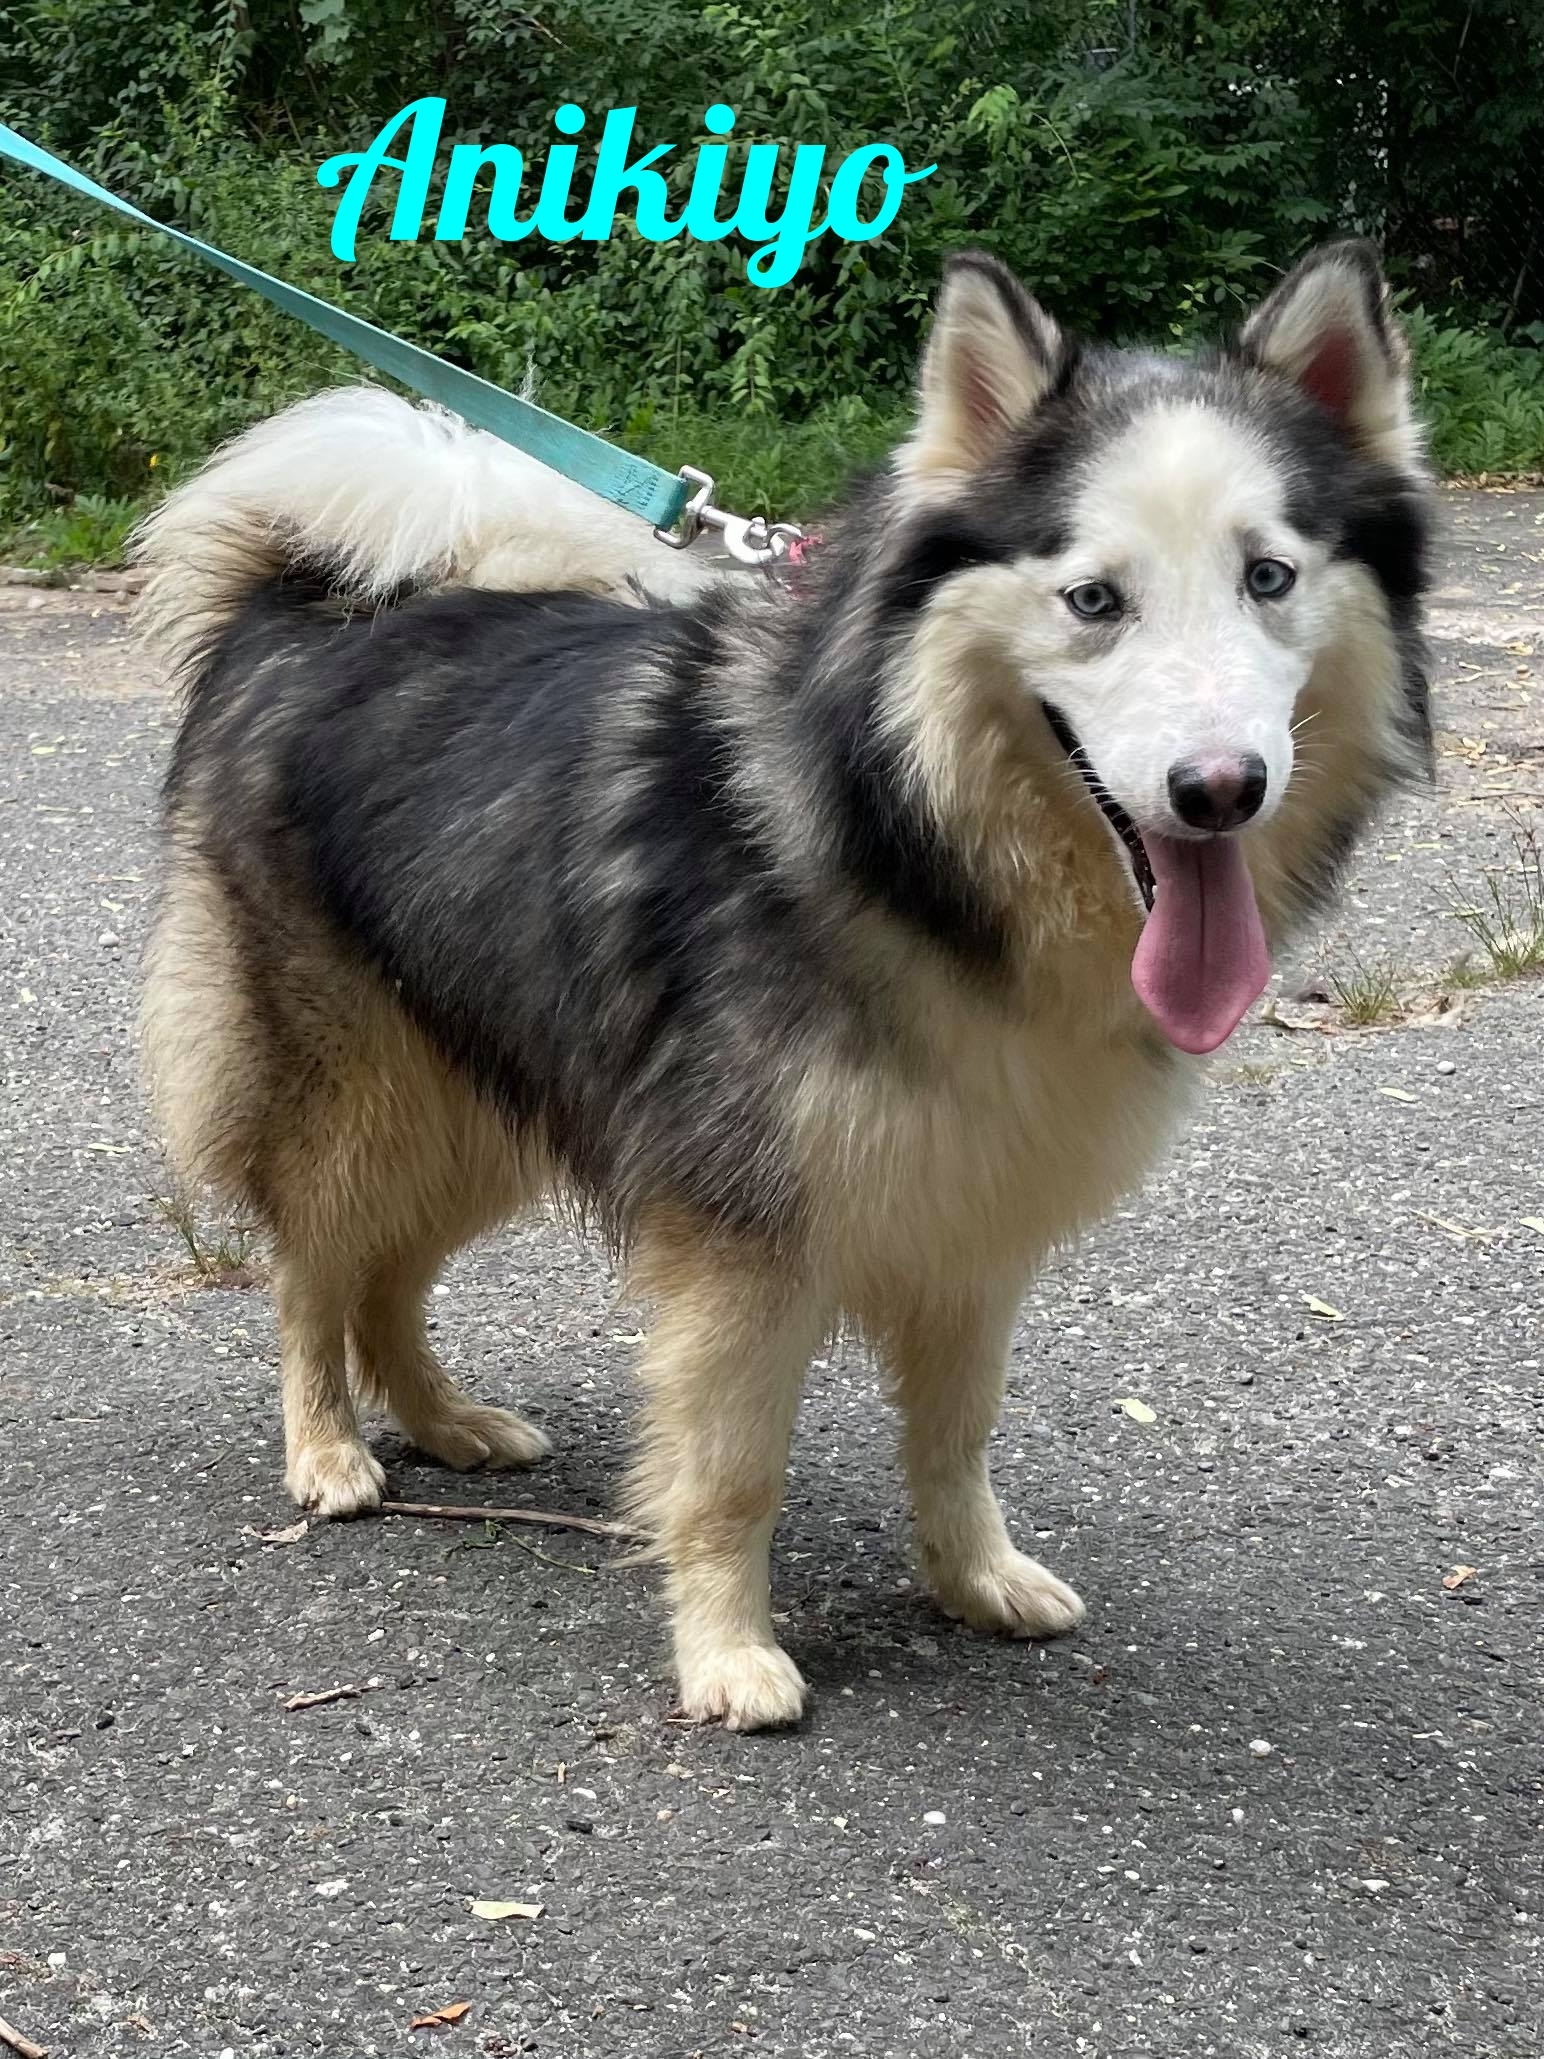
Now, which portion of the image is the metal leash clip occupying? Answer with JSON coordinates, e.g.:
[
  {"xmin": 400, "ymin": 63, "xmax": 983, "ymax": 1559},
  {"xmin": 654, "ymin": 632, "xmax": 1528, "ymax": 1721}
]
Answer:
[{"xmin": 654, "ymin": 465, "xmax": 805, "ymax": 565}]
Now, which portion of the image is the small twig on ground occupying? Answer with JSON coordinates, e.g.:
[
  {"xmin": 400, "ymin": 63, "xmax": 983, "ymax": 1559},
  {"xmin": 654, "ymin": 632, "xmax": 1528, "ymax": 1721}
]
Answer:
[
  {"xmin": 281, "ymin": 1679, "xmax": 382, "ymax": 1713},
  {"xmin": 0, "ymin": 2016, "xmax": 49, "ymax": 2059},
  {"xmin": 379, "ymin": 1498, "xmax": 636, "ymax": 1539},
  {"xmin": 444, "ymin": 1519, "xmax": 502, "ymax": 1558},
  {"xmin": 503, "ymin": 1533, "xmax": 599, "ymax": 1576}
]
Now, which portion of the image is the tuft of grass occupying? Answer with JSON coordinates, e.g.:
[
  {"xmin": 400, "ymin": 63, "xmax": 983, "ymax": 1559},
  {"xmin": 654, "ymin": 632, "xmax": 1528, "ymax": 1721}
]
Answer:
[
  {"xmin": 1228, "ymin": 1061, "xmax": 1277, "ymax": 1087},
  {"xmin": 1445, "ymin": 816, "xmax": 1544, "ymax": 981},
  {"xmin": 1324, "ymin": 952, "xmax": 1405, "ymax": 1026},
  {"xmin": 0, "ymin": 492, "xmax": 145, "ymax": 573},
  {"xmin": 1438, "ymin": 952, "xmax": 1490, "ymax": 994},
  {"xmin": 152, "ymin": 1189, "xmax": 259, "ymax": 1287}
]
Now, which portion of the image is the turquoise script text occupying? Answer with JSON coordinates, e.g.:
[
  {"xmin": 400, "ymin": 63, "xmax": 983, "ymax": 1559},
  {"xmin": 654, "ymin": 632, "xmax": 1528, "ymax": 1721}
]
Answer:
[{"xmin": 318, "ymin": 100, "xmax": 936, "ymax": 289}]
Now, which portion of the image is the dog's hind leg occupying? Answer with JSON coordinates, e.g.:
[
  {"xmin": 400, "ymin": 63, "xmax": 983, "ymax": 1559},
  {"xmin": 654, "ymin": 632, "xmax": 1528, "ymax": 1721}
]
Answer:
[
  {"xmin": 879, "ymin": 1277, "xmax": 1084, "ymax": 1639},
  {"xmin": 277, "ymin": 1249, "xmax": 388, "ymax": 1518},
  {"xmin": 630, "ymin": 1232, "xmax": 829, "ymax": 1731},
  {"xmin": 349, "ymin": 1245, "xmax": 549, "ymax": 1472}
]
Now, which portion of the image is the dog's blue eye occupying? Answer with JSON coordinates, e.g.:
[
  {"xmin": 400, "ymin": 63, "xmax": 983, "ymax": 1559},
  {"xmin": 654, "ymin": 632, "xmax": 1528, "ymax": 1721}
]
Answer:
[
  {"xmin": 1065, "ymin": 581, "xmax": 1119, "ymax": 620},
  {"xmin": 1246, "ymin": 558, "xmax": 1295, "ymax": 599}
]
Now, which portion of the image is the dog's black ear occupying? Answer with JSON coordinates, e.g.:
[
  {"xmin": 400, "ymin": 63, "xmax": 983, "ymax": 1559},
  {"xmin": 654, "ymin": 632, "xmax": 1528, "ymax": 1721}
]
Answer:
[
  {"xmin": 905, "ymin": 252, "xmax": 1065, "ymax": 479},
  {"xmin": 1237, "ymin": 241, "xmax": 1420, "ymax": 469}
]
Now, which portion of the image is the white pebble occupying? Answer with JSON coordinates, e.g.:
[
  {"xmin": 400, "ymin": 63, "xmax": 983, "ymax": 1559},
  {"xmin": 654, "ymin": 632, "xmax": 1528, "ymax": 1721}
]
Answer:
[
  {"xmin": 432, "ymin": 1283, "xmax": 450, "ymax": 1297},
  {"xmin": 1436, "ymin": 1060, "xmax": 1456, "ymax": 1076},
  {"xmin": 1230, "ymin": 1807, "xmax": 1245, "ymax": 1825},
  {"xmin": 1361, "ymin": 1877, "xmax": 1389, "ymax": 1893},
  {"xmin": 1248, "ymin": 1738, "xmax": 1273, "ymax": 1758},
  {"xmin": 313, "ymin": 1876, "xmax": 348, "ymax": 1899},
  {"xmin": 47, "ymin": 1951, "xmax": 67, "ymax": 1969},
  {"xmin": 922, "ymin": 1809, "xmax": 946, "ymax": 1826},
  {"xmin": 98, "ymin": 930, "xmax": 120, "ymax": 947}
]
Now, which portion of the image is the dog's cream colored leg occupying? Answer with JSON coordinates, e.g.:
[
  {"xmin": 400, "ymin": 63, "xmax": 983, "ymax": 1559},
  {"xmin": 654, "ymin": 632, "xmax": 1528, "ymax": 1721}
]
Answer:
[
  {"xmin": 350, "ymin": 1260, "xmax": 549, "ymax": 1471},
  {"xmin": 277, "ymin": 1254, "xmax": 386, "ymax": 1518},
  {"xmin": 630, "ymin": 1238, "xmax": 826, "ymax": 1730},
  {"xmin": 884, "ymin": 1279, "xmax": 1084, "ymax": 1638}
]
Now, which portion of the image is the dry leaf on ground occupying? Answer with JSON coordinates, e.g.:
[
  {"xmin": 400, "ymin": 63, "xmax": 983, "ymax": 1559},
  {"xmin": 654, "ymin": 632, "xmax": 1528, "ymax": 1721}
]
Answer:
[
  {"xmin": 1301, "ymin": 1295, "xmax": 1345, "ymax": 1321},
  {"xmin": 409, "ymin": 2002, "xmax": 472, "ymax": 2030},
  {"xmin": 1115, "ymin": 1397, "xmax": 1157, "ymax": 1424},
  {"xmin": 1442, "ymin": 1565, "xmax": 1478, "ymax": 1591},
  {"xmin": 242, "ymin": 1518, "xmax": 309, "ymax": 1546},
  {"xmin": 1258, "ymin": 997, "xmax": 1335, "ymax": 1034},
  {"xmin": 469, "ymin": 1899, "xmax": 543, "ymax": 1922}
]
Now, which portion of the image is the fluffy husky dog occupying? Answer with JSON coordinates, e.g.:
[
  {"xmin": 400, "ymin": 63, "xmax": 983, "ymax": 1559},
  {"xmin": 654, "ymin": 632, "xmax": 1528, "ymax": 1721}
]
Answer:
[{"xmin": 140, "ymin": 243, "xmax": 1431, "ymax": 1728}]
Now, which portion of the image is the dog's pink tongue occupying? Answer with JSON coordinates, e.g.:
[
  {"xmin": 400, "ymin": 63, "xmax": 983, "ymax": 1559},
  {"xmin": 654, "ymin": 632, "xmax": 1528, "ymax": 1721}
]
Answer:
[{"xmin": 1131, "ymin": 833, "xmax": 1270, "ymax": 1054}]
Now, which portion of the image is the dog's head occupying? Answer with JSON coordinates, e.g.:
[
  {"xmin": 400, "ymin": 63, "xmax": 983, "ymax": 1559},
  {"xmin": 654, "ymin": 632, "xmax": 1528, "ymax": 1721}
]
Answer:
[{"xmin": 885, "ymin": 243, "xmax": 1431, "ymax": 1052}]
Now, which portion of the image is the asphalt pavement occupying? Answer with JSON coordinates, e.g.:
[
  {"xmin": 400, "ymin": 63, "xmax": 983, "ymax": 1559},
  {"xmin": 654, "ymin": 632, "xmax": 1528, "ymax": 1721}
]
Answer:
[{"xmin": 1, "ymin": 492, "xmax": 1540, "ymax": 2058}]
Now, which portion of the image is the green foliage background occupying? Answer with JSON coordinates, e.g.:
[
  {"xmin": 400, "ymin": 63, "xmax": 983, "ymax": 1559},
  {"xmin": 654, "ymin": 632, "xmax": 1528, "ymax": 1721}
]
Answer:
[{"xmin": 0, "ymin": 0, "xmax": 1541, "ymax": 556}]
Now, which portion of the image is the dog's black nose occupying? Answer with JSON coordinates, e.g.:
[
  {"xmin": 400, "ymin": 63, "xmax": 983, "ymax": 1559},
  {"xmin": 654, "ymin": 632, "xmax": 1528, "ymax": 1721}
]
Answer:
[{"xmin": 1167, "ymin": 752, "xmax": 1268, "ymax": 832}]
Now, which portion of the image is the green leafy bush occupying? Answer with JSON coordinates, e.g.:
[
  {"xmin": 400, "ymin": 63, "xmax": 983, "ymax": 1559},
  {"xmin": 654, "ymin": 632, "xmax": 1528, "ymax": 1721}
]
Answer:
[
  {"xmin": 0, "ymin": 0, "xmax": 1539, "ymax": 560},
  {"xmin": 1407, "ymin": 311, "xmax": 1544, "ymax": 475}
]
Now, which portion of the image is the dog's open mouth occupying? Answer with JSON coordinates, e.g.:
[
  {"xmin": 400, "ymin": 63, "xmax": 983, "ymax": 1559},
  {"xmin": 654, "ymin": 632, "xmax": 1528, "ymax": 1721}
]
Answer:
[
  {"xmin": 1043, "ymin": 702, "xmax": 1155, "ymax": 910},
  {"xmin": 1040, "ymin": 700, "xmax": 1271, "ymax": 1056}
]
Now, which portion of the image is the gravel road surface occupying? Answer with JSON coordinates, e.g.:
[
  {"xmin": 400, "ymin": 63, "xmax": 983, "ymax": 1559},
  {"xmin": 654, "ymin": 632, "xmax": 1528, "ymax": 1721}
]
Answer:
[{"xmin": 2, "ymin": 492, "xmax": 1540, "ymax": 2058}]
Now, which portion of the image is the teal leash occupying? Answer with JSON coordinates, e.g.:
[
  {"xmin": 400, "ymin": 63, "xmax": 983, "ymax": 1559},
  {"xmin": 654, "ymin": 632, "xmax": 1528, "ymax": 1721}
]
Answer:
[{"xmin": 0, "ymin": 122, "xmax": 801, "ymax": 559}]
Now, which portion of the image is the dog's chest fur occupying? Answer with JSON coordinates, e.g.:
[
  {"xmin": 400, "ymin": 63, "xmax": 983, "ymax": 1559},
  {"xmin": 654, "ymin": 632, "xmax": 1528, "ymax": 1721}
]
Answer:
[{"xmin": 796, "ymin": 930, "xmax": 1194, "ymax": 1296}]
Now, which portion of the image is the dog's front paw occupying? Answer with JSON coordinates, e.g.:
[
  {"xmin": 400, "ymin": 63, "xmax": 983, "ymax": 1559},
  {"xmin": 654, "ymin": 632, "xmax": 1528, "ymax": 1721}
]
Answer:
[
  {"xmin": 286, "ymin": 1438, "xmax": 386, "ymax": 1518},
  {"xmin": 409, "ymin": 1402, "xmax": 550, "ymax": 1472},
  {"xmin": 929, "ymin": 1548, "xmax": 1085, "ymax": 1640},
  {"xmin": 676, "ymin": 1640, "xmax": 807, "ymax": 1731}
]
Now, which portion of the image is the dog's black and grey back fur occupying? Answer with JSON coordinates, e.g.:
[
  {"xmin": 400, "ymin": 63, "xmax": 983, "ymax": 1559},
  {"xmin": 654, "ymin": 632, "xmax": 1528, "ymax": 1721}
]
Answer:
[{"xmin": 177, "ymin": 577, "xmax": 804, "ymax": 1238}]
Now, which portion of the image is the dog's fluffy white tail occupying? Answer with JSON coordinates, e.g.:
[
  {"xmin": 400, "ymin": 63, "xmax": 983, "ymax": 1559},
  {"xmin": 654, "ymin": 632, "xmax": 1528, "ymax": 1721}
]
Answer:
[{"xmin": 135, "ymin": 384, "xmax": 710, "ymax": 678}]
